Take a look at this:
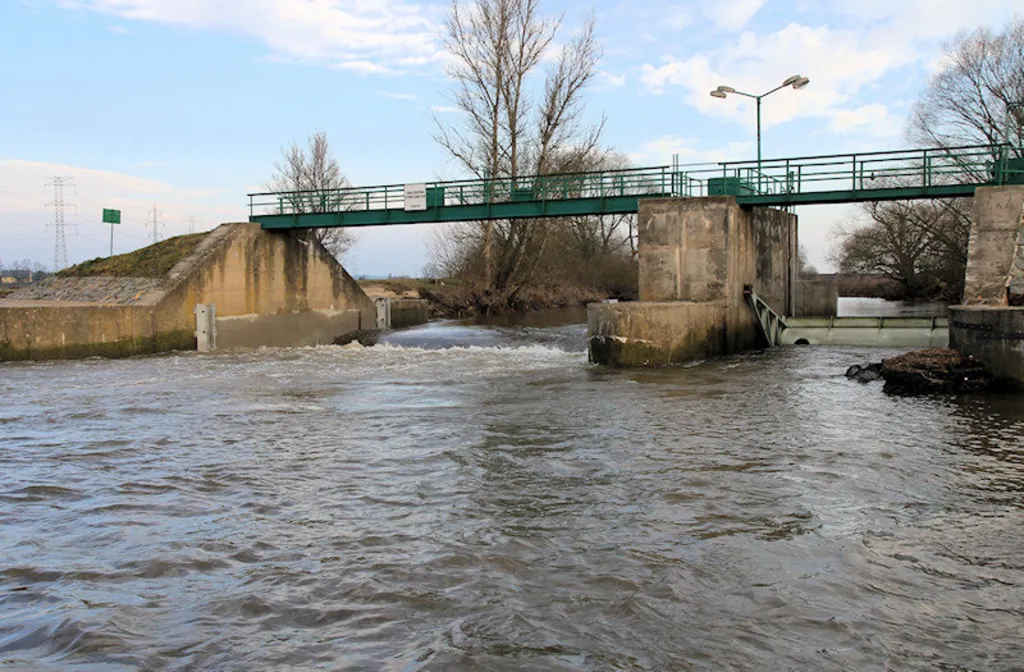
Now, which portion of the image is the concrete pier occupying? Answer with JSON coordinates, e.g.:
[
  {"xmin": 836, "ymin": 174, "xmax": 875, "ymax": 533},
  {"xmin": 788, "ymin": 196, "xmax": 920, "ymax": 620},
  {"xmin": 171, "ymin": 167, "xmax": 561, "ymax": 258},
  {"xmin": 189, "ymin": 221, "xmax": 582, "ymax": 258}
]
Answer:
[
  {"xmin": 589, "ymin": 197, "xmax": 797, "ymax": 366},
  {"xmin": 950, "ymin": 185, "xmax": 1024, "ymax": 384}
]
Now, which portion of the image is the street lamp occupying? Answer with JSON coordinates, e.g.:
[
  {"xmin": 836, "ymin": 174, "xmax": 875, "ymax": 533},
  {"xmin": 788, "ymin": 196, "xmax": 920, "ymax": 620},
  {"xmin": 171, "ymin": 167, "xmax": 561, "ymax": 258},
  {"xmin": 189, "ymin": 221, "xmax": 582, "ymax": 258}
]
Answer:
[{"xmin": 710, "ymin": 75, "xmax": 810, "ymax": 172}]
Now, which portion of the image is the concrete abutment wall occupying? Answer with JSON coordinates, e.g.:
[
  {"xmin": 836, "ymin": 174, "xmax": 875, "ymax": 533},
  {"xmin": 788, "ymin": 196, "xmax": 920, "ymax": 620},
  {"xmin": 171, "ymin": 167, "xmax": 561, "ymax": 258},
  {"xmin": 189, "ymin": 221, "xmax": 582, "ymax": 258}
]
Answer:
[
  {"xmin": 0, "ymin": 223, "xmax": 376, "ymax": 361},
  {"xmin": 589, "ymin": 197, "xmax": 797, "ymax": 366}
]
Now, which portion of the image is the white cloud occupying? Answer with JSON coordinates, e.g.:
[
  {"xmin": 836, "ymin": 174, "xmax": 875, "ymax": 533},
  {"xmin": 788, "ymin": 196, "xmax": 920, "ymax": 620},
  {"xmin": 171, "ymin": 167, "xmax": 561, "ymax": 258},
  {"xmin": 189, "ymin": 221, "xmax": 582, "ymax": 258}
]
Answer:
[
  {"xmin": 628, "ymin": 136, "xmax": 755, "ymax": 166},
  {"xmin": 381, "ymin": 91, "xmax": 418, "ymax": 101},
  {"xmin": 638, "ymin": 1, "xmax": 1021, "ymax": 137},
  {"xmin": 664, "ymin": 9, "xmax": 693, "ymax": 30},
  {"xmin": 429, "ymin": 105, "xmax": 461, "ymax": 114},
  {"xmin": 705, "ymin": 0, "xmax": 767, "ymax": 31},
  {"xmin": 597, "ymin": 71, "xmax": 626, "ymax": 88},
  {"xmin": 640, "ymin": 23, "xmax": 921, "ymax": 133},
  {"xmin": 827, "ymin": 103, "xmax": 897, "ymax": 136},
  {"xmin": 61, "ymin": 0, "xmax": 444, "ymax": 73}
]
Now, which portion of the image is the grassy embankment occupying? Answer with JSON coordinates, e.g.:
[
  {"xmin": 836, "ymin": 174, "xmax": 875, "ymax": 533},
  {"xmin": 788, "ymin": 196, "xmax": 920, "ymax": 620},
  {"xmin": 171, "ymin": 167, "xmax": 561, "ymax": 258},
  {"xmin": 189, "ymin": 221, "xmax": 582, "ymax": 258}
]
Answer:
[
  {"xmin": 57, "ymin": 233, "xmax": 207, "ymax": 278},
  {"xmin": 359, "ymin": 277, "xmax": 608, "ymax": 318}
]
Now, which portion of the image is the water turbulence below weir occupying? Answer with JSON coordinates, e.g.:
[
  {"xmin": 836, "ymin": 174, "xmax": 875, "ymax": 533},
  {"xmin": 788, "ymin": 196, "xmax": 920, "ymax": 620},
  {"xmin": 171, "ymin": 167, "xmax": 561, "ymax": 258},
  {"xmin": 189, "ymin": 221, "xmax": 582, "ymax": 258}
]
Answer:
[{"xmin": 1, "ymin": 317, "xmax": 1023, "ymax": 670}]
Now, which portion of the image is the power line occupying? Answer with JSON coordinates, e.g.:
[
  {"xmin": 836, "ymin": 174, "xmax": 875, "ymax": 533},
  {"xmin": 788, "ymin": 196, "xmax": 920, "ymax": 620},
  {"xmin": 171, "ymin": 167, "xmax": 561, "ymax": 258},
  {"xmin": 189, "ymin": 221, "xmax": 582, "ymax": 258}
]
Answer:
[
  {"xmin": 145, "ymin": 203, "xmax": 165, "ymax": 244},
  {"xmin": 45, "ymin": 177, "xmax": 76, "ymax": 271}
]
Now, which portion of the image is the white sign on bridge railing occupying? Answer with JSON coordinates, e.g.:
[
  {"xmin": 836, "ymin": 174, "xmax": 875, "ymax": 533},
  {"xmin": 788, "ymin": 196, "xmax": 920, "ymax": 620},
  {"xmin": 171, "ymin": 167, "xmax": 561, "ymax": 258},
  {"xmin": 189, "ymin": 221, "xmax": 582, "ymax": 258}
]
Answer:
[{"xmin": 404, "ymin": 183, "xmax": 427, "ymax": 211}]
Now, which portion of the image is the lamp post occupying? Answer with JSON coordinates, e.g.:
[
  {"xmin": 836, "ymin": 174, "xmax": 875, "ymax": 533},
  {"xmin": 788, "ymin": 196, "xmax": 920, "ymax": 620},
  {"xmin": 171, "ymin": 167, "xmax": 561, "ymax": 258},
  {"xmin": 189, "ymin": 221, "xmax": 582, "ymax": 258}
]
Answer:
[{"xmin": 710, "ymin": 75, "xmax": 810, "ymax": 178}]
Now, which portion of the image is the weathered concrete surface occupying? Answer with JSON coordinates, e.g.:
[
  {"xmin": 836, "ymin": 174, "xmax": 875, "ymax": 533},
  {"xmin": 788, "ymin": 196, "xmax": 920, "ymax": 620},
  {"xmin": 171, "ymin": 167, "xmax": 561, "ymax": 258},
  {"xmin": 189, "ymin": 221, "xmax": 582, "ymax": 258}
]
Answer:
[
  {"xmin": 390, "ymin": 299, "xmax": 430, "ymax": 329},
  {"xmin": 793, "ymin": 277, "xmax": 838, "ymax": 317},
  {"xmin": 949, "ymin": 306, "xmax": 1024, "ymax": 383},
  {"xmin": 638, "ymin": 198, "xmax": 796, "ymax": 313},
  {"xmin": 6, "ymin": 277, "xmax": 164, "ymax": 304},
  {"xmin": 592, "ymin": 197, "xmax": 796, "ymax": 366},
  {"xmin": 962, "ymin": 186, "xmax": 1024, "ymax": 304},
  {"xmin": 0, "ymin": 303, "xmax": 192, "ymax": 361},
  {"xmin": 0, "ymin": 223, "xmax": 375, "ymax": 360},
  {"xmin": 588, "ymin": 302, "xmax": 734, "ymax": 366},
  {"xmin": 781, "ymin": 316, "xmax": 948, "ymax": 348}
]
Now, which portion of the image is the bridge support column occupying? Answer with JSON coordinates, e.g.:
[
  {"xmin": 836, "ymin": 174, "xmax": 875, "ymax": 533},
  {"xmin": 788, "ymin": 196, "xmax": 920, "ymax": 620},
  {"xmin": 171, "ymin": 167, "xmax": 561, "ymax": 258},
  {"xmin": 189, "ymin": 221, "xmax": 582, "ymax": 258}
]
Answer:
[
  {"xmin": 589, "ymin": 197, "xmax": 797, "ymax": 366},
  {"xmin": 962, "ymin": 186, "xmax": 1024, "ymax": 304},
  {"xmin": 950, "ymin": 185, "xmax": 1024, "ymax": 385}
]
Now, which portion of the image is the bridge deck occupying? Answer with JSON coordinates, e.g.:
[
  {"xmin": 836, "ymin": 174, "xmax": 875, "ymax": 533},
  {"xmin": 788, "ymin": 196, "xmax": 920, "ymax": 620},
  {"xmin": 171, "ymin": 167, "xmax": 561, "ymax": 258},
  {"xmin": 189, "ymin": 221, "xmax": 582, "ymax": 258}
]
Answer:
[{"xmin": 250, "ymin": 144, "xmax": 1022, "ymax": 229}]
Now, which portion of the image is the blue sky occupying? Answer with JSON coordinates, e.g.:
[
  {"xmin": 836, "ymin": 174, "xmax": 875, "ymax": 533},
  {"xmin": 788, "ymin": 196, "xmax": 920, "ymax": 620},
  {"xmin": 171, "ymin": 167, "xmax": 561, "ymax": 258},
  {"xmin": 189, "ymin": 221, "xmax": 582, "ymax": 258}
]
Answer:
[{"xmin": 1, "ymin": 0, "xmax": 1020, "ymax": 275}]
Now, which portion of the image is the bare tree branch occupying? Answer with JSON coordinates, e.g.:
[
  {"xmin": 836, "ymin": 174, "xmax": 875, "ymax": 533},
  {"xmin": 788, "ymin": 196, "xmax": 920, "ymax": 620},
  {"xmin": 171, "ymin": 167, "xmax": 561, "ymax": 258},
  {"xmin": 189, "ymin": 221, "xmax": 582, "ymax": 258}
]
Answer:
[{"xmin": 267, "ymin": 132, "xmax": 356, "ymax": 259}]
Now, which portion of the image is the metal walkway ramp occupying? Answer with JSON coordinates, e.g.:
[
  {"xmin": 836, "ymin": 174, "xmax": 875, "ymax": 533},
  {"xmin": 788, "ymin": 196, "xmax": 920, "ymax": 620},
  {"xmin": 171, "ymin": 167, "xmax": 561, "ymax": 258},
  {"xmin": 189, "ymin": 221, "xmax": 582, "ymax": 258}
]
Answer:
[
  {"xmin": 249, "ymin": 143, "xmax": 1023, "ymax": 230},
  {"xmin": 745, "ymin": 289, "xmax": 948, "ymax": 349}
]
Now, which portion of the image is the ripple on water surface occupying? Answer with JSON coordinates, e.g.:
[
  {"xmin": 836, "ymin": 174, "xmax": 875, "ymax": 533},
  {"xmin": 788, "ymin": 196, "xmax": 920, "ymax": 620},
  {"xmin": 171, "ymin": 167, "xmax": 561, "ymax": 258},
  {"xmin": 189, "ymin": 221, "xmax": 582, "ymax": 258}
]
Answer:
[{"xmin": 2, "ymin": 330, "xmax": 1024, "ymax": 670}]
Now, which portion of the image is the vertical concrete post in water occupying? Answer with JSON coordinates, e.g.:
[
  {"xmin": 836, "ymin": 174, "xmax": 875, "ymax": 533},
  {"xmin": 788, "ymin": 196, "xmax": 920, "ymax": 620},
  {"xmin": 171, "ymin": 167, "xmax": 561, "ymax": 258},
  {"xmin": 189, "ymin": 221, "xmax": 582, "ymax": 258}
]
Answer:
[
  {"xmin": 375, "ymin": 298, "xmax": 392, "ymax": 330},
  {"xmin": 962, "ymin": 186, "xmax": 1024, "ymax": 305},
  {"xmin": 950, "ymin": 185, "xmax": 1024, "ymax": 385},
  {"xmin": 195, "ymin": 303, "xmax": 217, "ymax": 352},
  {"xmin": 588, "ymin": 197, "xmax": 797, "ymax": 366}
]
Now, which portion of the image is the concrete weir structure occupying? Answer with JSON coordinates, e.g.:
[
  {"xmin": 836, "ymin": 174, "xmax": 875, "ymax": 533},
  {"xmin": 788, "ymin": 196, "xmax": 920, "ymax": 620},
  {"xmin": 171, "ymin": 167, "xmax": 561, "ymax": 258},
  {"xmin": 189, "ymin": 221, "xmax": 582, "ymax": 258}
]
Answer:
[
  {"xmin": 949, "ymin": 185, "xmax": 1024, "ymax": 383},
  {"xmin": 589, "ymin": 197, "xmax": 797, "ymax": 366},
  {"xmin": 0, "ymin": 223, "xmax": 376, "ymax": 361}
]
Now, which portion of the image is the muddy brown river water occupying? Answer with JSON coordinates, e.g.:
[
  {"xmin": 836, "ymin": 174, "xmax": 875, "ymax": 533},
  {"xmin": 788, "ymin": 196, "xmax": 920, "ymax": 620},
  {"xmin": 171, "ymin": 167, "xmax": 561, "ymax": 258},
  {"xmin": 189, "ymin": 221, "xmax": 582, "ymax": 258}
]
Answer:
[{"xmin": 2, "ymin": 317, "xmax": 1023, "ymax": 670}]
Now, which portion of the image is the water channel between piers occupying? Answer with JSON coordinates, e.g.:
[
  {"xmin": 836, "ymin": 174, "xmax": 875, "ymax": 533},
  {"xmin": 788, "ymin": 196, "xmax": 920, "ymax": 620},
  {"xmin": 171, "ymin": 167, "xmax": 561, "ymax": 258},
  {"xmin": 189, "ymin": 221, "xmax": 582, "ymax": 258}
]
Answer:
[{"xmin": 1, "ymin": 302, "xmax": 1022, "ymax": 670}]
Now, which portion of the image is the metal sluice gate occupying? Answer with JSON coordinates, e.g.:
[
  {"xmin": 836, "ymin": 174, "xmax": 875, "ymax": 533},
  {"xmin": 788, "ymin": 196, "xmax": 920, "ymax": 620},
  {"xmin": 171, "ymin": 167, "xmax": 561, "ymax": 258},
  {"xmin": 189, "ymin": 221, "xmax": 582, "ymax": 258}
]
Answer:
[{"xmin": 744, "ymin": 289, "xmax": 949, "ymax": 349}]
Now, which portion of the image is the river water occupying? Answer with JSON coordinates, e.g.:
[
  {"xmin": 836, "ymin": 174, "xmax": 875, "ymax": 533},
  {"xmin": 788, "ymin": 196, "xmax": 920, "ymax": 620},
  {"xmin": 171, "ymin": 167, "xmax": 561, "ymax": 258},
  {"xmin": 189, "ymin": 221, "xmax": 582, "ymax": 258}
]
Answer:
[{"xmin": 2, "ymin": 314, "xmax": 1023, "ymax": 670}]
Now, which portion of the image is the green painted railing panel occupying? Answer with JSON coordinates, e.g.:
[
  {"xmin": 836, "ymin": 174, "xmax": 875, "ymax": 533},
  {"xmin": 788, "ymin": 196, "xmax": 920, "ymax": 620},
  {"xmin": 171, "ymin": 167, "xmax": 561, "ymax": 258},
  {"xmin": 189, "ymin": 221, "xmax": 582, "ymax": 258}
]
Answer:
[
  {"xmin": 248, "ymin": 143, "xmax": 1021, "ymax": 229},
  {"xmin": 256, "ymin": 195, "xmax": 654, "ymax": 229}
]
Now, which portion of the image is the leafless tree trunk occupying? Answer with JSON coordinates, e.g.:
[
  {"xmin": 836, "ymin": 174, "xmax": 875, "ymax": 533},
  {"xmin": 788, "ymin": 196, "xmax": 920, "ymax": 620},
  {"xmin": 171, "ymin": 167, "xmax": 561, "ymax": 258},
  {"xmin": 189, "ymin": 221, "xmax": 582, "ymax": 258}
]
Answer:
[
  {"xmin": 268, "ymin": 132, "xmax": 356, "ymax": 259},
  {"xmin": 433, "ymin": 0, "xmax": 604, "ymax": 298},
  {"xmin": 831, "ymin": 198, "xmax": 971, "ymax": 300},
  {"xmin": 910, "ymin": 19, "xmax": 1024, "ymax": 164},
  {"xmin": 833, "ymin": 18, "xmax": 1024, "ymax": 302}
]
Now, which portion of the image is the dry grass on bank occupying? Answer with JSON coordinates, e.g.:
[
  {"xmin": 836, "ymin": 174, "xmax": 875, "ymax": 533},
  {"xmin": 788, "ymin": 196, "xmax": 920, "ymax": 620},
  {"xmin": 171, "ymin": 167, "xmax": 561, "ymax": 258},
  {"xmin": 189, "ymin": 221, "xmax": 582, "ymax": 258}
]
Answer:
[{"xmin": 58, "ymin": 233, "xmax": 207, "ymax": 278}]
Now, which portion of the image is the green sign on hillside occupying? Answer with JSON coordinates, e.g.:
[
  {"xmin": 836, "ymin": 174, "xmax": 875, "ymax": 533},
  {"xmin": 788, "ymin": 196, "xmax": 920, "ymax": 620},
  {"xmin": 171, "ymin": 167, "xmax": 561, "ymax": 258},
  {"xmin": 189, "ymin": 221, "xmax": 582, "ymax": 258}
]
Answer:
[{"xmin": 102, "ymin": 208, "xmax": 121, "ymax": 224}]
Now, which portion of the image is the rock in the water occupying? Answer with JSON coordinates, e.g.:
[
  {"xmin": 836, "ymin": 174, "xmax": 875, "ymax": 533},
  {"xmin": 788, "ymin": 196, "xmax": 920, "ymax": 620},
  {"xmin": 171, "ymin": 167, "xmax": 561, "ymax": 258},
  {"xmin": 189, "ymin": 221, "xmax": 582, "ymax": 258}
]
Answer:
[
  {"xmin": 880, "ymin": 348, "xmax": 993, "ymax": 394},
  {"xmin": 856, "ymin": 369, "xmax": 881, "ymax": 383},
  {"xmin": 846, "ymin": 362, "xmax": 882, "ymax": 383}
]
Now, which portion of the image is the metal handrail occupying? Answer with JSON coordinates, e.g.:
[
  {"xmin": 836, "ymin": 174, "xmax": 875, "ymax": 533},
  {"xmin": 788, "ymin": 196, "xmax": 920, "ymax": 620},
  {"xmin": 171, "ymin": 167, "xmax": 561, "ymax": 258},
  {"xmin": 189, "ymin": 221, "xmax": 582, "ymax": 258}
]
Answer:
[{"xmin": 248, "ymin": 142, "xmax": 1016, "ymax": 218}]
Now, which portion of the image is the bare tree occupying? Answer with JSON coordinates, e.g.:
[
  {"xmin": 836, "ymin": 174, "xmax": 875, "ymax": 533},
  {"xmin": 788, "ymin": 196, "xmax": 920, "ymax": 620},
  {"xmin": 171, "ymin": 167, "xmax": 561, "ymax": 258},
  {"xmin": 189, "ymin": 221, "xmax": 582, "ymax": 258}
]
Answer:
[
  {"xmin": 831, "ymin": 198, "xmax": 970, "ymax": 300},
  {"xmin": 797, "ymin": 245, "xmax": 818, "ymax": 277},
  {"xmin": 433, "ymin": 0, "xmax": 604, "ymax": 296},
  {"xmin": 832, "ymin": 19, "xmax": 1024, "ymax": 303},
  {"xmin": 268, "ymin": 132, "xmax": 356, "ymax": 259},
  {"xmin": 910, "ymin": 19, "xmax": 1024, "ymax": 163}
]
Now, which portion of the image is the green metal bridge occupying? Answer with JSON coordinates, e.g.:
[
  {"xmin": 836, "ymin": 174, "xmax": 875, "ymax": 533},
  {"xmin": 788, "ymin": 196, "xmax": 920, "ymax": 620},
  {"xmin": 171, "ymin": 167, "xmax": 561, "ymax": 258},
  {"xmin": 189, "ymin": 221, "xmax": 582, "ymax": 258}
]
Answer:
[{"xmin": 249, "ymin": 144, "xmax": 1024, "ymax": 230}]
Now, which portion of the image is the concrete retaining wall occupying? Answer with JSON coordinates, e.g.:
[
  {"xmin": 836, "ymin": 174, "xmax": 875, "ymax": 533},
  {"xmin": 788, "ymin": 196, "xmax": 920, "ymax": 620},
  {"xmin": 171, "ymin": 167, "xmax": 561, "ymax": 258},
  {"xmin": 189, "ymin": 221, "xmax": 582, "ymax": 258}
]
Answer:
[
  {"xmin": 793, "ymin": 278, "xmax": 838, "ymax": 317},
  {"xmin": 0, "ymin": 303, "xmax": 193, "ymax": 361},
  {"xmin": 0, "ymin": 223, "xmax": 375, "ymax": 361},
  {"xmin": 391, "ymin": 299, "xmax": 430, "ymax": 329},
  {"xmin": 591, "ymin": 197, "xmax": 796, "ymax": 366},
  {"xmin": 949, "ymin": 306, "xmax": 1024, "ymax": 383}
]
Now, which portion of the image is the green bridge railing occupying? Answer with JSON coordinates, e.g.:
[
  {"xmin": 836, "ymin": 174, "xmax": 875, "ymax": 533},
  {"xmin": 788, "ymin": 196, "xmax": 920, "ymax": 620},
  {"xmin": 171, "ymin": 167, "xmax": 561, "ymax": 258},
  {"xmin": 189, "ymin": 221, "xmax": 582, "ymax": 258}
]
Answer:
[{"xmin": 249, "ymin": 143, "xmax": 1024, "ymax": 228}]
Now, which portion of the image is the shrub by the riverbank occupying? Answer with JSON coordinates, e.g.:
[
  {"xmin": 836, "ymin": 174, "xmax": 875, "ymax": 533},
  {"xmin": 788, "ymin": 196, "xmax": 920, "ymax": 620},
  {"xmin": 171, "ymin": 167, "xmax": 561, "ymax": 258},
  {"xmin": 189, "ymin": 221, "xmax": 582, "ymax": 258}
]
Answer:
[
  {"xmin": 419, "ymin": 283, "xmax": 607, "ymax": 318},
  {"xmin": 359, "ymin": 278, "xmax": 610, "ymax": 318}
]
